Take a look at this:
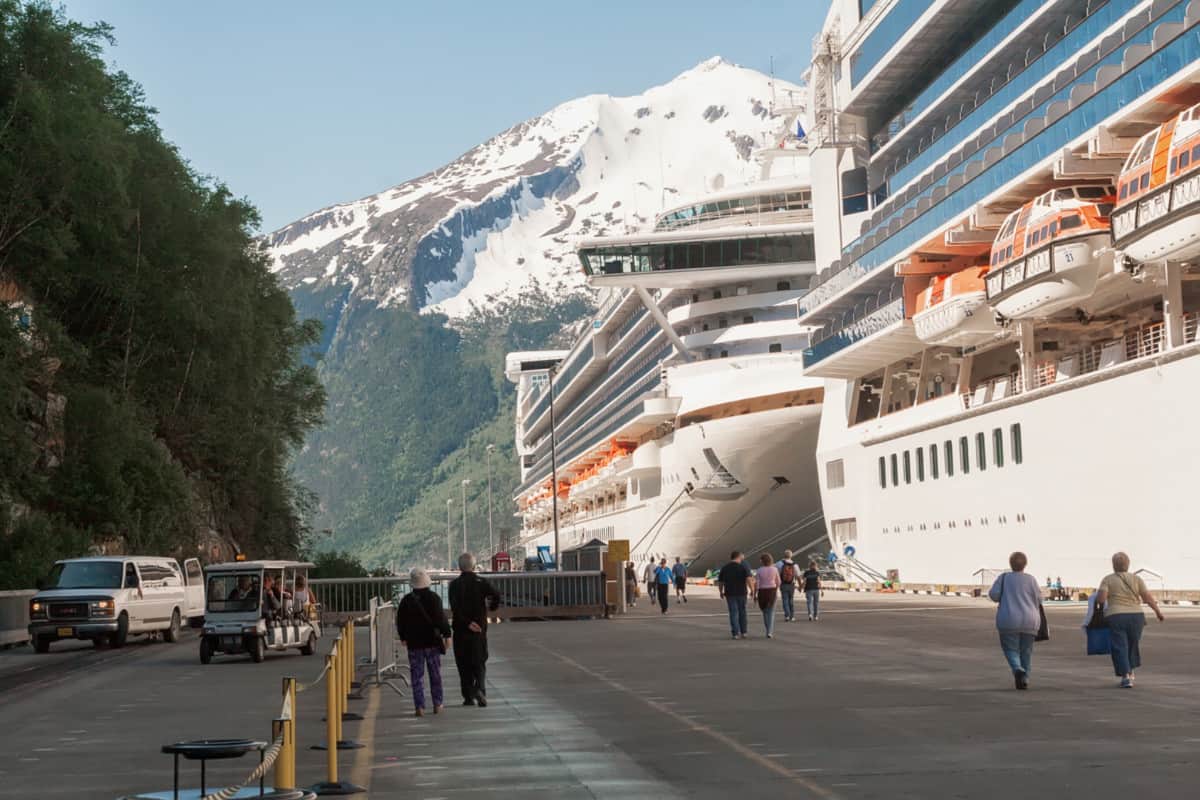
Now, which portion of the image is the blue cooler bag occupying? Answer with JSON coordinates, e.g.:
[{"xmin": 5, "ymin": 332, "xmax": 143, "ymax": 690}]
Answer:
[{"xmin": 1086, "ymin": 626, "xmax": 1111, "ymax": 655}]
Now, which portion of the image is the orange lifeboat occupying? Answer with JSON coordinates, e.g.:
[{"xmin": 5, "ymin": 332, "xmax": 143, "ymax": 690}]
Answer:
[
  {"xmin": 911, "ymin": 266, "xmax": 1001, "ymax": 347},
  {"xmin": 984, "ymin": 184, "xmax": 1115, "ymax": 319},
  {"xmin": 1112, "ymin": 102, "xmax": 1200, "ymax": 264}
]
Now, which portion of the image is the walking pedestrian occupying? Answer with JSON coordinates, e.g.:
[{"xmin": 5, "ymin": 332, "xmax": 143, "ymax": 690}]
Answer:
[
  {"xmin": 987, "ymin": 551, "xmax": 1043, "ymax": 690},
  {"xmin": 776, "ymin": 550, "xmax": 798, "ymax": 621},
  {"xmin": 672, "ymin": 557, "xmax": 689, "ymax": 603},
  {"xmin": 654, "ymin": 558, "xmax": 672, "ymax": 614},
  {"xmin": 397, "ymin": 567, "xmax": 451, "ymax": 717},
  {"xmin": 717, "ymin": 551, "xmax": 755, "ymax": 639},
  {"xmin": 624, "ymin": 563, "xmax": 638, "ymax": 607},
  {"xmin": 643, "ymin": 561, "xmax": 655, "ymax": 603},
  {"xmin": 755, "ymin": 553, "xmax": 780, "ymax": 638},
  {"xmin": 448, "ymin": 552, "xmax": 500, "ymax": 707},
  {"xmin": 1096, "ymin": 551, "xmax": 1165, "ymax": 688},
  {"xmin": 802, "ymin": 560, "xmax": 822, "ymax": 621}
]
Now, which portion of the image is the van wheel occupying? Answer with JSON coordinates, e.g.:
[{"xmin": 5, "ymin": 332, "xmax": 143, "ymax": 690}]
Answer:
[
  {"xmin": 33, "ymin": 636, "xmax": 51, "ymax": 654},
  {"xmin": 300, "ymin": 632, "xmax": 316, "ymax": 656},
  {"xmin": 199, "ymin": 637, "xmax": 213, "ymax": 665},
  {"xmin": 250, "ymin": 636, "xmax": 265, "ymax": 663},
  {"xmin": 110, "ymin": 613, "xmax": 129, "ymax": 648},
  {"xmin": 164, "ymin": 609, "xmax": 181, "ymax": 643}
]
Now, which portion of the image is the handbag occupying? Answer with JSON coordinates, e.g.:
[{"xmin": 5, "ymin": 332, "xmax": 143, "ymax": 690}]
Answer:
[
  {"xmin": 412, "ymin": 594, "xmax": 448, "ymax": 654},
  {"xmin": 1086, "ymin": 626, "xmax": 1111, "ymax": 655}
]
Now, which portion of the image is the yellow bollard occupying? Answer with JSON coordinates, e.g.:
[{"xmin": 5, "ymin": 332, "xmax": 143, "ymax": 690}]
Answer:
[
  {"xmin": 273, "ymin": 676, "xmax": 295, "ymax": 790},
  {"xmin": 326, "ymin": 646, "xmax": 339, "ymax": 780},
  {"xmin": 334, "ymin": 637, "xmax": 344, "ymax": 745},
  {"xmin": 341, "ymin": 623, "xmax": 350, "ymax": 697}
]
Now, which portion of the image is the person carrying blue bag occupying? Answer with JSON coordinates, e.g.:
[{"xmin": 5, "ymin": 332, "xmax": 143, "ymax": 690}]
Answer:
[{"xmin": 1083, "ymin": 591, "xmax": 1111, "ymax": 656}]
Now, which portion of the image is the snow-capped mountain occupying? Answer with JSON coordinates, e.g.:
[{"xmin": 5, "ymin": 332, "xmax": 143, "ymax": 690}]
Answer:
[{"xmin": 267, "ymin": 57, "xmax": 805, "ymax": 319}]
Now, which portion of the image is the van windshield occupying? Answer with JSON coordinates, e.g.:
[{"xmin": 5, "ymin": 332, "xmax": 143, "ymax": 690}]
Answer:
[
  {"xmin": 47, "ymin": 561, "xmax": 123, "ymax": 589},
  {"xmin": 206, "ymin": 573, "xmax": 261, "ymax": 613}
]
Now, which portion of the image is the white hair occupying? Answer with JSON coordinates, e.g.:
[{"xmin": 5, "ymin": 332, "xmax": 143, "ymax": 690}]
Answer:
[
  {"xmin": 409, "ymin": 567, "xmax": 431, "ymax": 590},
  {"xmin": 458, "ymin": 552, "xmax": 476, "ymax": 572}
]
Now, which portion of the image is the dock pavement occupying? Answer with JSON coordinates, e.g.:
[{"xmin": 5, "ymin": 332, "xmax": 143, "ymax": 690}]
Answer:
[{"xmin": 2, "ymin": 587, "xmax": 1199, "ymax": 798}]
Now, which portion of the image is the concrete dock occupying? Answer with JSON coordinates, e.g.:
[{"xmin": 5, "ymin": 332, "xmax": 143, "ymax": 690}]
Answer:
[{"xmin": 2, "ymin": 588, "xmax": 1199, "ymax": 798}]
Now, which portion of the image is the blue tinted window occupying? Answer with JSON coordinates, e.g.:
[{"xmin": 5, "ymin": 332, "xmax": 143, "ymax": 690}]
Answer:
[
  {"xmin": 884, "ymin": 0, "xmax": 1141, "ymax": 194},
  {"xmin": 851, "ymin": 0, "xmax": 936, "ymax": 87}
]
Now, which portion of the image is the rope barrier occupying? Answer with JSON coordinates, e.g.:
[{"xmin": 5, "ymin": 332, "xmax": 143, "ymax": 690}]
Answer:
[
  {"xmin": 295, "ymin": 659, "xmax": 331, "ymax": 693},
  {"xmin": 198, "ymin": 734, "xmax": 284, "ymax": 800}
]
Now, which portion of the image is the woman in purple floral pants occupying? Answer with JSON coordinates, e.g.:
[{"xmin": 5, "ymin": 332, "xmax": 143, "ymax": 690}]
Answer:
[{"xmin": 396, "ymin": 568, "xmax": 452, "ymax": 716}]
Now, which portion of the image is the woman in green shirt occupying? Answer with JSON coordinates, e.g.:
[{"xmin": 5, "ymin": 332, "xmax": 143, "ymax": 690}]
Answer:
[{"xmin": 1095, "ymin": 552, "xmax": 1165, "ymax": 689}]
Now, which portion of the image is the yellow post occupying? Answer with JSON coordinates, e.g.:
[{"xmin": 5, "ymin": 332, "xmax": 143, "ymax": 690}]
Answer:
[
  {"xmin": 344, "ymin": 621, "xmax": 353, "ymax": 694},
  {"xmin": 347, "ymin": 620, "xmax": 355, "ymax": 688},
  {"xmin": 274, "ymin": 677, "xmax": 295, "ymax": 790},
  {"xmin": 334, "ymin": 637, "xmax": 344, "ymax": 745},
  {"xmin": 325, "ymin": 647, "xmax": 339, "ymax": 780}
]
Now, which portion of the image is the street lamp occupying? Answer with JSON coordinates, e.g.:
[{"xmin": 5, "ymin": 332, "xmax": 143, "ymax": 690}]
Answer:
[
  {"xmin": 485, "ymin": 444, "xmax": 495, "ymax": 558},
  {"xmin": 446, "ymin": 499, "xmax": 454, "ymax": 570},
  {"xmin": 461, "ymin": 478, "xmax": 471, "ymax": 554},
  {"xmin": 516, "ymin": 357, "xmax": 562, "ymax": 569}
]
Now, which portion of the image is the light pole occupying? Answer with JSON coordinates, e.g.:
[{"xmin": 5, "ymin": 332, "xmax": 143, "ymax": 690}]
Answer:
[
  {"xmin": 485, "ymin": 444, "xmax": 495, "ymax": 558},
  {"xmin": 547, "ymin": 365, "xmax": 560, "ymax": 570},
  {"xmin": 519, "ymin": 357, "xmax": 562, "ymax": 570},
  {"xmin": 461, "ymin": 478, "xmax": 471, "ymax": 555},
  {"xmin": 446, "ymin": 499, "xmax": 454, "ymax": 570}
]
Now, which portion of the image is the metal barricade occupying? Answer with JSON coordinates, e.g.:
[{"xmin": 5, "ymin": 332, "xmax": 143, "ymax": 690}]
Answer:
[
  {"xmin": 362, "ymin": 596, "xmax": 408, "ymax": 696},
  {"xmin": 311, "ymin": 571, "xmax": 606, "ymax": 624},
  {"xmin": 488, "ymin": 571, "xmax": 606, "ymax": 619},
  {"xmin": 309, "ymin": 577, "xmax": 449, "ymax": 624}
]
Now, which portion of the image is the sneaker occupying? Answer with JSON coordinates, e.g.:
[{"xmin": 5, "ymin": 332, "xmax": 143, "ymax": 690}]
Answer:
[
  {"xmin": 462, "ymin": 698, "xmax": 476, "ymax": 706},
  {"xmin": 415, "ymin": 708, "xmax": 425, "ymax": 717},
  {"xmin": 740, "ymin": 633, "xmax": 748, "ymax": 639},
  {"xmin": 683, "ymin": 596, "xmax": 687, "ymax": 603},
  {"xmin": 475, "ymin": 690, "xmax": 488, "ymax": 707},
  {"xmin": 767, "ymin": 633, "xmax": 774, "ymax": 639},
  {"xmin": 433, "ymin": 705, "xmax": 443, "ymax": 715},
  {"xmin": 808, "ymin": 614, "xmax": 813, "ymax": 621},
  {"xmin": 1120, "ymin": 677, "xmax": 1133, "ymax": 689},
  {"xmin": 1014, "ymin": 670, "xmax": 1028, "ymax": 690}
]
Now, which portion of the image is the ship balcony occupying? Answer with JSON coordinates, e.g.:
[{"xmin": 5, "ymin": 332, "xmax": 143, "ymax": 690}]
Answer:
[
  {"xmin": 802, "ymin": 283, "xmax": 925, "ymax": 379},
  {"xmin": 666, "ymin": 288, "xmax": 806, "ymax": 327},
  {"xmin": 680, "ymin": 318, "xmax": 807, "ymax": 352}
]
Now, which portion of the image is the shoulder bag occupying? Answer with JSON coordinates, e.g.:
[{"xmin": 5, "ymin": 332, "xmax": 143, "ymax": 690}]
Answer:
[{"xmin": 413, "ymin": 594, "xmax": 448, "ymax": 654}]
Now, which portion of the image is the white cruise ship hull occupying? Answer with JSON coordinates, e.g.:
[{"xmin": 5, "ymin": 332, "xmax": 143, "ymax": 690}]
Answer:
[
  {"xmin": 817, "ymin": 347, "xmax": 1200, "ymax": 588},
  {"xmin": 527, "ymin": 399, "xmax": 823, "ymax": 572}
]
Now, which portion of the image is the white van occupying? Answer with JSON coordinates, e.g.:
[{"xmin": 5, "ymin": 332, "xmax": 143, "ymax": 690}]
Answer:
[{"xmin": 27, "ymin": 556, "xmax": 205, "ymax": 652}]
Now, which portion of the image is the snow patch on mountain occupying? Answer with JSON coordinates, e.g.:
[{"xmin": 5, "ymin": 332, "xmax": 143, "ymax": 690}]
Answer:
[{"xmin": 267, "ymin": 57, "xmax": 805, "ymax": 321}]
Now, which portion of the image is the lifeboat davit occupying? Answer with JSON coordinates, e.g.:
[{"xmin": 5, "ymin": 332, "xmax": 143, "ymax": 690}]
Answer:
[
  {"xmin": 911, "ymin": 266, "xmax": 1001, "ymax": 347},
  {"xmin": 984, "ymin": 184, "xmax": 1115, "ymax": 319},
  {"xmin": 1111, "ymin": 102, "xmax": 1200, "ymax": 264}
]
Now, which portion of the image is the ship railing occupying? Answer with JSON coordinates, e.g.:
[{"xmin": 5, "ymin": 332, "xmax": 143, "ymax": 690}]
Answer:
[{"xmin": 959, "ymin": 315, "xmax": 1190, "ymax": 411}]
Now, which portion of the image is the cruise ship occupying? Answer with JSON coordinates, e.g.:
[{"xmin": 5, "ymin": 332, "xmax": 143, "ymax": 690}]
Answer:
[
  {"xmin": 506, "ymin": 96, "xmax": 828, "ymax": 572},
  {"xmin": 801, "ymin": 0, "xmax": 1200, "ymax": 587}
]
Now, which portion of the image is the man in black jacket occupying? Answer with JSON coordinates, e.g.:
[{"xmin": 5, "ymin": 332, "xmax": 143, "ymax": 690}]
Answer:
[{"xmin": 448, "ymin": 553, "xmax": 500, "ymax": 707}]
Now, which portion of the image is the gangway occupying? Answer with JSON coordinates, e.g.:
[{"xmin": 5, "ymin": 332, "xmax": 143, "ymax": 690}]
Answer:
[{"xmin": 835, "ymin": 548, "xmax": 891, "ymax": 585}]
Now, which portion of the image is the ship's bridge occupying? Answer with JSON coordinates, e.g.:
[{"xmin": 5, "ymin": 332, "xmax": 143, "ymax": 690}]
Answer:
[{"xmin": 578, "ymin": 222, "xmax": 817, "ymax": 289}]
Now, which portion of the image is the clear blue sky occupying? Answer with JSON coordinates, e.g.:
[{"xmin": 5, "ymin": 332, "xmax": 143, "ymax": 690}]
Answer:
[{"xmin": 63, "ymin": 2, "xmax": 821, "ymax": 232}]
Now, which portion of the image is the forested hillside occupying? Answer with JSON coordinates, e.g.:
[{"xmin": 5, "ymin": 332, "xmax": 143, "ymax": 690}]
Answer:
[
  {"xmin": 293, "ymin": 286, "xmax": 592, "ymax": 567},
  {"xmin": 0, "ymin": 2, "xmax": 325, "ymax": 587}
]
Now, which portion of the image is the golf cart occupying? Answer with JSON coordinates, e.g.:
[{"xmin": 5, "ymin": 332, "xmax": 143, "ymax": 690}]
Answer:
[{"xmin": 198, "ymin": 560, "xmax": 320, "ymax": 664}]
